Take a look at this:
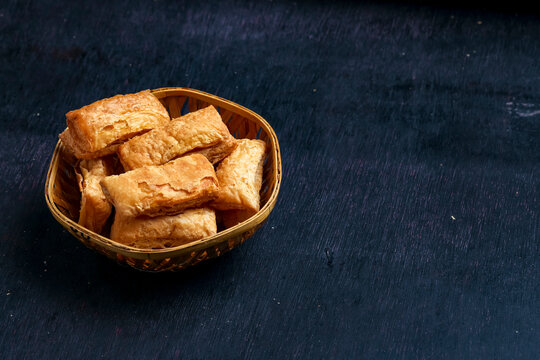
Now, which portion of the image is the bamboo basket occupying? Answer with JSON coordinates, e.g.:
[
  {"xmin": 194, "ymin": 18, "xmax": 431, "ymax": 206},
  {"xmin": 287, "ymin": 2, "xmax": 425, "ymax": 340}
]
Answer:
[{"xmin": 44, "ymin": 87, "xmax": 282, "ymax": 272}]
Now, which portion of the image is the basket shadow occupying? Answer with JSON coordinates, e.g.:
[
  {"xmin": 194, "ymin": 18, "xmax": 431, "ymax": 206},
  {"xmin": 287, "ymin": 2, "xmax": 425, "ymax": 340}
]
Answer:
[{"xmin": 17, "ymin": 201, "xmax": 244, "ymax": 306}]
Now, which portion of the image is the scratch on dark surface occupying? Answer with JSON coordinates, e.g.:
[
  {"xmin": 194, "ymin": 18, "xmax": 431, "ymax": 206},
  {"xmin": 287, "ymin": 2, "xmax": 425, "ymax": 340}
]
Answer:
[{"xmin": 325, "ymin": 248, "xmax": 334, "ymax": 267}]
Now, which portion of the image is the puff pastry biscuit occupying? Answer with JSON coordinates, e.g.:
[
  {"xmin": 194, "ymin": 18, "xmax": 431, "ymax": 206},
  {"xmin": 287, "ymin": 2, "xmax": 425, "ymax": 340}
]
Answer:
[
  {"xmin": 76, "ymin": 157, "xmax": 115, "ymax": 233},
  {"xmin": 100, "ymin": 154, "xmax": 219, "ymax": 218},
  {"xmin": 212, "ymin": 139, "xmax": 266, "ymax": 213},
  {"xmin": 110, "ymin": 208, "xmax": 217, "ymax": 249},
  {"xmin": 118, "ymin": 105, "xmax": 237, "ymax": 170},
  {"xmin": 59, "ymin": 90, "xmax": 170, "ymax": 159},
  {"xmin": 220, "ymin": 209, "xmax": 257, "ymax": 228}
]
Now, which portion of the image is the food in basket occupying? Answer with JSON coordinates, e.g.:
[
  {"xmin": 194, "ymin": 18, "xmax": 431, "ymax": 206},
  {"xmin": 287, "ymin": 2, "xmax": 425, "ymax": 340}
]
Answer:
[
  {"xmin": 76, "ymin": 157, "xmax": 115, "ymax": 233},
  {"xmin": 59, "ymin": 90, "xmax": 170, "ymax": 159},
  {"xmin": 110, "ymin": 207, "xmax": 217, "ymax": 249},
  {"xmin": 118, "ymin": 105, "xmax": 237, "ymax": 170},
  {"xmin": 221, "ymin": 209, "xmax": 257, "ymax": 228},
  {"xmin": 212, "ymin": 139, "xmax": 266, "ymax": 213},
  {"xmin": 57, "ymin": 90, "xmax": 267, "ymax": 250},
  {"xmin": 100, "ymin": 154, "xmax": 219, "ymax": 218}
]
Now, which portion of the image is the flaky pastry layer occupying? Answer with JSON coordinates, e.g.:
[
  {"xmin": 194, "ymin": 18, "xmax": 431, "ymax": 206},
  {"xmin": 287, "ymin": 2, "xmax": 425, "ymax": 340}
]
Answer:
[
  {"xmin": 211, "ymin": 139, "xmax": 266, "ymax": 213},
  {"xmin": 59, "ymin": 90, "xmax": 170, "ymax": 159},
  {"xmin": 220, "ymin": 209, "xmax": 257, "ymax": 229},
  {"xmin": 76, "ymin": 157, "xmax": 115, "ymax": 234},
  {"xmin": 110, "ymin": 208, "xmax": 217, "ymax": 249},
  {"xmin": 100, "ymin": 154, "xmax": 219, "ymax": 217},
  {"xmin": 118, "ymin": 105, "xmax": 237, "ymax": 170}
]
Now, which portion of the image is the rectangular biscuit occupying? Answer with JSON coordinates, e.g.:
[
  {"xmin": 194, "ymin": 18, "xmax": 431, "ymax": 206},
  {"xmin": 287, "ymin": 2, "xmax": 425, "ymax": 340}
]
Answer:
[
  {"xmin": 76, "ymin": 157, "xmax": 115, "ymax": 234},
  {"xmin": 59, "ymin": 90, "xmax": 170, "ymax": 159},
  {"xmin": 220, "ymin": 209, "xmax": 257, "ymax": 229},
  {"xmin": 211, "ymin": 139, "xmax": 266, "ymax": 213},
  {"xmin": 100, "ymin": 154, "xmax": 219, "ymax": 217},
  {"xmin": 110, "ymin": 208, "xmax": 217, "ymax": 249},
  {"xmin": 118, "ymin": 105, "xmax": 237, "ymax": 170}
]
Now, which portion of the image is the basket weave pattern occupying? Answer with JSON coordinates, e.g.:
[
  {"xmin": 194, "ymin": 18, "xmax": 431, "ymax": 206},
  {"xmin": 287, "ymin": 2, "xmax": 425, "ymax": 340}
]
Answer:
[{"xmin": 45, "ymin": 88, "xmax": 282, "ymax": 272}]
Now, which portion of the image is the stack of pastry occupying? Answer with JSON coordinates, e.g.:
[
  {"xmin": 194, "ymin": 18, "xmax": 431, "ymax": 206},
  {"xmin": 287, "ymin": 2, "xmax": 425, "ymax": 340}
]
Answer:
[{"xmin": 60, "ymin": 90, "xmax": 266, "ymax": 249}]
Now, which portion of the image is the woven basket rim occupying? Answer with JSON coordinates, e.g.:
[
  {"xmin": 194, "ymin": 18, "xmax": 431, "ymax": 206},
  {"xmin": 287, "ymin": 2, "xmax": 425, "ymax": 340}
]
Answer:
[{"xmin": 44, "ymin": 87, "xmax": 282, "ymax": 260}]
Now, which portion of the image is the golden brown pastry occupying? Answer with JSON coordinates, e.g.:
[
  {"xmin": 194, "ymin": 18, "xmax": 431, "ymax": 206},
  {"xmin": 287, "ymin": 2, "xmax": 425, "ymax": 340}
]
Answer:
[
  {"xmin": 118, "ymin": 105, "xmax": 237, "ymax": 170},
  {"xmin": 76, "ymin": 157, "xmax": 115, "ymax": 233},
  {"xmin": 221, "ymin": 209, "xmax": 257, "ymax": 228},
  {"xmin": 59, "ymin": 90, "xmax": 170, "ymax": 159},
  {"xmin": 110, "ymin": 208, "xmax": 217, "ymax": 249},
  {"xmin": 211, "ymin": 139, "xmax": 266, "ymax": 213},
  {"xmin": 100, "ymin": 154, "xmax": 219, "ymax": 218}
]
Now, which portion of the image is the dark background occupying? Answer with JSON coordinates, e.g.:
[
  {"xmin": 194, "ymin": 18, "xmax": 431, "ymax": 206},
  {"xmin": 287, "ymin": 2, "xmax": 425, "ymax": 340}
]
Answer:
[{"xmin": 1, "ymin": 1, "xmax": 539, "ymax": 358}]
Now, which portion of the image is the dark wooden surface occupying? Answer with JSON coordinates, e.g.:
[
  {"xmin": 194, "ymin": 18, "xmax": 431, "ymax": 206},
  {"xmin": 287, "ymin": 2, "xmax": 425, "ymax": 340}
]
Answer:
[{"xmin": 1, "ymin": 1, "xmax": 539, "ymax": 358}]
